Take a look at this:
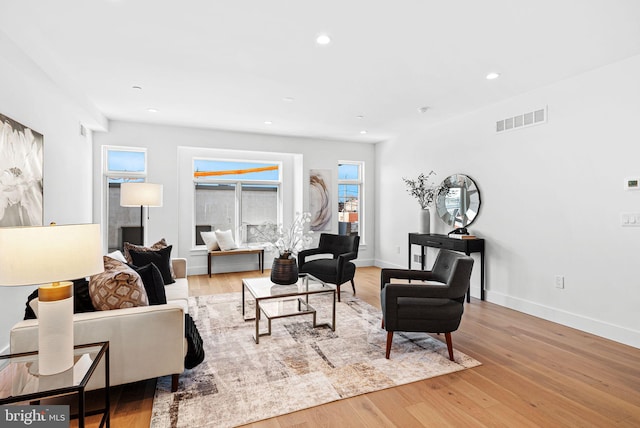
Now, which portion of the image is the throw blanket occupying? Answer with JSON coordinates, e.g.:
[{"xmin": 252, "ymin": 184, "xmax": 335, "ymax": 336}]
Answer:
[{"xmin": 184, "ymin": 313, "xmax": 205, "ymax": 369}]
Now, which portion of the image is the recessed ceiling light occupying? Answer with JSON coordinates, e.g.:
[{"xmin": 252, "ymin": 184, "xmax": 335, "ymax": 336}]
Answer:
[
  {"xmin": 132, "ymin": 85, "xmax": 142, "ymax": 91},
  {"xmin": 360, "ymin": 130, "xmax": 367, "ymax": 135},
  {"xmin": 486, "ymin": 72, "xmax": 501, "ymax": 80},
  {"xmin": 282, "ymin": 97, "xmax": 294, "ymax": 102},
  {"xmin": 147, "ymin": 108, "xmax": 158, "ymax": 113},
  {"xmin": 264, "ymin": 121, "xmax": 273, "ymax": 125},
  {"xmin": 418, "ymin": 106, "xmax": 430, "ymax": 114},
  {"xmin": 316, "ymin": 33, "xmax": 331, "ymax": 45}
]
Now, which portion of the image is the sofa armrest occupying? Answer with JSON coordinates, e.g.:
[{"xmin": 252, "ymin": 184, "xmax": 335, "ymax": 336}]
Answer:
[
  {"xmin": 10, "ymin": 304, "xmax": 185, "ymax": 390},
  {"xmin": 172, "ymin": 258, "xmax": 187, "ymax": 278}
]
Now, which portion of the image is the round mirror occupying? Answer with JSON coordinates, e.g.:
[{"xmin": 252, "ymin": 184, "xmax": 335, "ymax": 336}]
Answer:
[{"xmin": 435, "ymin": 174, "xmax": 481, "ymax": 229}]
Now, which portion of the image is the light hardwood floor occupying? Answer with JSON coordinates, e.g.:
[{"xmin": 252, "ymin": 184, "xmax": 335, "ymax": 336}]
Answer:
[{"xmin": 78, "ymin": 267, "xmax": 640, "ymax": 427}]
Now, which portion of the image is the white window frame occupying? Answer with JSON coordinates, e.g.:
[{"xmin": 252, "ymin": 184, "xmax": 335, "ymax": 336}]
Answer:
[
  {"xmin": 338, "ymin": 160, "xmax": 365, "ymax": 245},
  {"xmin": 102, "ymin": 146, "xmax": 147, "ymax": 252},
  {"xmin": 193, "ymin": 157, "xmax": 283, "ymax": 248}
]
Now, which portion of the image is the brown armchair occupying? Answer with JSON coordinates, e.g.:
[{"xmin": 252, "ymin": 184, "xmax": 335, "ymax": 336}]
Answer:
[
  {"xmin": 380, "ymin": 249, "xmax": 474, "ymax": 360},
  {"xmin": 298, "ymin": 233, "xmax": 360, "ymax": 302}
]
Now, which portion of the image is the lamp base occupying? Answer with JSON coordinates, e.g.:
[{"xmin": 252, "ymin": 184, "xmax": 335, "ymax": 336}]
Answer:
[{"xmin": 38, "ymin": 282, "xmax": 74, "ymax": 375}]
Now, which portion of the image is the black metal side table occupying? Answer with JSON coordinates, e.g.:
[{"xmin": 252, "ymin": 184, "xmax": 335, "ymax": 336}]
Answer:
[{"xmin": 0, "ymin": 341, "xmax": 110, "ymax": 428}]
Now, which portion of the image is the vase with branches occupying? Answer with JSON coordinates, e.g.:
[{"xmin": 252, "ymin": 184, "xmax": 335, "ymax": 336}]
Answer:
[
  {"xmin": 402, "ymin": 171, "xmax": 448, "ymax": 209},
  {"xmin": 250, "ymin": 212, "xmax": 314, "ymax": 260},
  {"xmin": 402, "ymin": 171, "xmax": 448, "ymax": 234},
  {"xmin": 251, "ymin": 212, "xmax": 313, "ymax": 285}
]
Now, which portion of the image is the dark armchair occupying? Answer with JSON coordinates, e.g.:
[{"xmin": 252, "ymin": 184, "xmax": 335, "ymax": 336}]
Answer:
[
  {"xmin": 298, "ymin": 233, "xmax": 360, "ymax": 302},
  {"xmin": 380, "ymin": 249, "xmax": 474, "ymax": 361}
]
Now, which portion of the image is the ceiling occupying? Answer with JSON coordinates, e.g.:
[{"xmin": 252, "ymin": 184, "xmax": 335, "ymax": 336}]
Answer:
[{"xmin": 2, "ymin": 0, "xmax": 640, "ymax": 143}]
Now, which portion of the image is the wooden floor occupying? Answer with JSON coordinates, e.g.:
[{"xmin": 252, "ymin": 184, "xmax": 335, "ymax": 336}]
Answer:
[{"xmin": 78, "ymin": 267, "xmax": 640, "ymax": 427}]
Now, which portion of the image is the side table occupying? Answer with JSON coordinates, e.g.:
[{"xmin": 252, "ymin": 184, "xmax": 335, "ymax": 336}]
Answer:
[{"xmin": 0, "ymin": 341, "xmax": 110, "ymax": 428}]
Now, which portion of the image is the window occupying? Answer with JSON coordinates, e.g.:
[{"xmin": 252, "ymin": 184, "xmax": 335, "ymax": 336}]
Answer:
[
  {"xmin": 338, "ymin": 161, "xmax": 363, "ymax": 238},
  {"xmin": 103, "ymin": 147, "xmax": 147, "ymax": 252},
  {"xmin": 194, "ymin": 159, "xmax": 280, "ymax": 247}
]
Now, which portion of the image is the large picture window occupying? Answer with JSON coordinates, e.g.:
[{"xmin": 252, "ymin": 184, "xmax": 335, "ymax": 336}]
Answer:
[
  {"xmin": 194, "ymin": 159, "xmax": 280, "ymax": 247},
  {"xmin": 338, "ymin": 161, "xmax": 363, "ymax": 238},
  {"xmin": 103, "ymin": 147, "xmax": 147, "ymax": 252}
]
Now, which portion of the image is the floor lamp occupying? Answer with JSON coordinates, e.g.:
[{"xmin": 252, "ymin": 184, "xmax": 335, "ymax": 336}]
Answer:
[
  {"xmin": 0, "ymin": 223, "xmax": 104, "ymax": 375},
  {"xmin": 120, "ymin": 182, "xmax": 163, "ymax": 246}
]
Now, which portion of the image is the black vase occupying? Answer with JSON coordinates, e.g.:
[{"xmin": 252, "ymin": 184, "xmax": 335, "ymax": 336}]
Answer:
[{"xmin": 270, "ymin": 257, "xmax": 299, "ymax": 285}]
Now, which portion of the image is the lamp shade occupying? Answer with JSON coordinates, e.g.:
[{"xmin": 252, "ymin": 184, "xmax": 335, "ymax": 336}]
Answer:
[
  {"xmin": 0, "ymin": 223, "xmax": 104, "ymax": 375},
  {"xmin": 0, "ymin": 223, "xmax": 104, "ymax": 286},
  {"xmin": 120, "ymin": 182, "xmax": 163, "ymax": 207}
]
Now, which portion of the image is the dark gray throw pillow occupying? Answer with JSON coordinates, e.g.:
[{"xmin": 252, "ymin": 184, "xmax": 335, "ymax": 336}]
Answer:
[
  {"xmin": 24, "ymin": 278, "xmax": 96, "ymax": 320},
  {"xmin": 129, "ymin": 262, "xmax": 168, "ymax": 305},
  {"xmin": 128, "ymin": 245, "xmax": 175, "ymax": 285}
]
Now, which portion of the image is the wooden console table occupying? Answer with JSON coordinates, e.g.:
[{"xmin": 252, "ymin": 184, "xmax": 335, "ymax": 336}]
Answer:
[
  {"xmin": 208, "ymin": 248, "xmax": 265, "ymax": 277},
  {"xmin": 408, "ymin": 233, "xmax": 485, "ymax": 302}
]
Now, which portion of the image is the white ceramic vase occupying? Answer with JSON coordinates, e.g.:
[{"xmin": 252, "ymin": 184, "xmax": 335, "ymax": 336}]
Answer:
[{"xmin": 419, "ymin": 208, "xmax": 431, "ymax": 234}]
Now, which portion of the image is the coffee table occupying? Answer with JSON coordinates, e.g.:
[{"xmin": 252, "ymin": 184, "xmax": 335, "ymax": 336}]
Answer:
[{"xmin": 242, "ymin": 274, "xmax": 336, "ymax": 343}]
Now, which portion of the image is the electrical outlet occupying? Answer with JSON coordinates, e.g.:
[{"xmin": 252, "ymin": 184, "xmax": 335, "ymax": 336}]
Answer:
[
  {"xmin": 414, "ymin": 254, "xmax": 422, "ymax": 263},
  {"xmin": 555, "ymin": 275, "xmax": 565, "ymax": 289}
]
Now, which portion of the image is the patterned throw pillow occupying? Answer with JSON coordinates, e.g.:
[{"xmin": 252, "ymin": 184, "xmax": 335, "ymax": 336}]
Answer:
[
  {"xmin": 123, "ymin": 238, "xmax": 175, "ymax": 279},
  {"xmin": 89, "ymin": 256, "xmax": 149, "ymax": 311}
]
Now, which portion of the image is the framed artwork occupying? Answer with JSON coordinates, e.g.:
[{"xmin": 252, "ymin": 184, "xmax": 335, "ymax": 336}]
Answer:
[
  {"xmin": 0, "ymin": 113, "xmax": 43, "ymax": 226},
  {"xmin": 309, "ymin": 169, "xmax": 331, "ymax": 231}
]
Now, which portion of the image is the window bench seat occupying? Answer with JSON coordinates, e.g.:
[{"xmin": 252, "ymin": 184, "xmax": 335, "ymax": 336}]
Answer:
[{"xmin": 208, "ymin": 248, "xmax": 265, "ymax": 277}]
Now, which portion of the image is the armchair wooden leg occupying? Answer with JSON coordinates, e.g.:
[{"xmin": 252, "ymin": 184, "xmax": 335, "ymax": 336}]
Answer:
[
  {"xmin": 385, "ymin": 331, "xmax": 394, "ymax": 359},
  {"xmin": 444, "ymin": 332, "xmax": 454, "ymax": 362},
  {"xmin": 350, "ymin": 279, "xmax": 356, "ymax": 295},
  {"xmin": 381, "ymin": 318, "xmax": 384, "ymax": 329},
  {"xmin": 171, "ymin": 374, "xmax": 179, "ymax": 392},
  {"xmin": 337, "ymin": 285, "xmax": 341, "ymax": 302}
]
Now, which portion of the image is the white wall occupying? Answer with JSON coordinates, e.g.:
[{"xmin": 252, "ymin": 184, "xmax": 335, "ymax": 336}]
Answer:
[
  {"xmin": 0, "ymin": 32, "xmax": 98, "ymax": 353},
  {"xmin": 376, "ymin": 54, "xmax": 640, "ymax": 348},
  {"xmin": 93, "ymin": 121, "xmax": 376, "ymax": 275}
]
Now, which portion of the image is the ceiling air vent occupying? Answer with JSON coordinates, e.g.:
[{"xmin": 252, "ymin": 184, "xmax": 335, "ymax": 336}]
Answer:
[{"xmin": 496, "ymin": 106, "xmax": 547, "ymax": 134}]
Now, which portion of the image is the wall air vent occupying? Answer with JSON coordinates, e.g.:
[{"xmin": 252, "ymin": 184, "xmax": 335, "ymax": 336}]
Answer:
[{"xmin": 496, "ymin": 106, "xmax": 547, "ymax": 134}]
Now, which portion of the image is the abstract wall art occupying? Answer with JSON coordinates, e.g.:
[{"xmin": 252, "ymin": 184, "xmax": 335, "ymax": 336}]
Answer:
[
  {"xmin": 309, "ymin": 169, "xmax": 331, "ymax": 231},
  {"xmin": 0, "ymin": 113, "xmax": 43, "ymax": 226}
]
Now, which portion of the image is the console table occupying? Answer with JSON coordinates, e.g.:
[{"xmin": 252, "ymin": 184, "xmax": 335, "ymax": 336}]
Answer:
[{"xmin": 408, "ymin": 233, "xmax": 485, "ymax": 302}]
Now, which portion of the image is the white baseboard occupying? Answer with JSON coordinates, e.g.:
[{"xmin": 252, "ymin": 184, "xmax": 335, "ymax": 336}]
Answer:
[
  {"xmin": 487, "ymin": 290, "xmax": 640, "ymax": 349},
  {"xmin": 189, "ymin": 258, "xmax": 376, "ymax": 276},
  {"xmin": 373, "ymin": 258, "xmax": 640, "ymax": 350}
]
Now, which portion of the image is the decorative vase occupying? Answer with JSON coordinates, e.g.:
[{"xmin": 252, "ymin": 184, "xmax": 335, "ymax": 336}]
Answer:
[
  {"xmin": 270, "ymin": 257, "xmax": 299, "ymax": 285},
  {"xmin": 419, "ymin": 208, "xmax": 431, "ymax": 234}
]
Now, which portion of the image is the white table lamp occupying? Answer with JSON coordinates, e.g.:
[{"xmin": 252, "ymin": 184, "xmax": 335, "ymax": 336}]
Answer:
[{"xmin": 0, "ymin": 223, "xmax": 104, "ymax": 375}]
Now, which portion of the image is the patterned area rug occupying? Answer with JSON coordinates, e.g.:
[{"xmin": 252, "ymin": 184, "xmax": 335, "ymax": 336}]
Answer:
[{"xmin": 151, "ymin": 292, "xmax": 480, "ymax": 428}]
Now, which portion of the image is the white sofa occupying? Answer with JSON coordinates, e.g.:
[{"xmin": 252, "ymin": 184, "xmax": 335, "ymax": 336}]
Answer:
[{"xmin": 10, "ymin": 258, "xmax": 189, "ymax": 392}]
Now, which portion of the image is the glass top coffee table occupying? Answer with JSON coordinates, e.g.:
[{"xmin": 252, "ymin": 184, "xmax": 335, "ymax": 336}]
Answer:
[{"xmin": 242, "ymin": 274, "xmax": 336, "ymax": 343}]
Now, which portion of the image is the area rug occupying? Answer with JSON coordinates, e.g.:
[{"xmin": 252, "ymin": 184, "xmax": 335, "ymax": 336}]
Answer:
[{"xmin": 150, "ymin": 292, "xmax": 480, "ymax": 428}]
